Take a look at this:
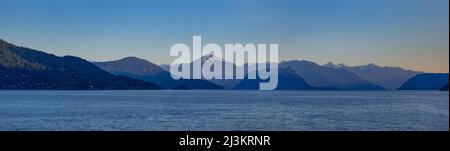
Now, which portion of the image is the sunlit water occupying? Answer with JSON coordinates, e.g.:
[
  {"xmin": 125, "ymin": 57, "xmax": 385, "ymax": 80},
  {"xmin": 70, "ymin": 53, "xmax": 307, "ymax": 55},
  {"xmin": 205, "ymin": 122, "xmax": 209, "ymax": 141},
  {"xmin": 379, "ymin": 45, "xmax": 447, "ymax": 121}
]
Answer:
[{"xmin": 0, "ymin": 90, "xmax": 448, "ymax": 131}]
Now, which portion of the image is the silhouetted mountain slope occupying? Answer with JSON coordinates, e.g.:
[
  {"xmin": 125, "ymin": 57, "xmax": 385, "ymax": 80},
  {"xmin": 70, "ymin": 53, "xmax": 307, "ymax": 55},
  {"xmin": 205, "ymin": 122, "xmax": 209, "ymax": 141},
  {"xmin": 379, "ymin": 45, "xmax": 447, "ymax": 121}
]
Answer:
[
  {"xmin": 439, "ymin": 84, "xmax": 449, "ymax": 91},
  {"xmin": 398, "ymin": 73, "xmax": 448, "ymax": 90},
  {"xmin": 94, "ymin": 57, "xmax": 173, "ymax": 84},
  {"xmin": 94, "ymin": 57, "xmax": 165, "ymax": 76},
  {"xmin": 94, "ymin": 57, "xmax": 224, "ymax": 90},
  {"xmin": 280, "ymin": 60, "xmax": 384, "ymax": 90},
  {"xmin": 0, "ymin": 39, "xmax": 161, "ymax": 90},
  {"xmin": 325, "ymin": 62, "xmax": 421, "ymax": 90},
  {"xmin": 233, "ymin": 68, "xmax": 318, "ymax": 90}
]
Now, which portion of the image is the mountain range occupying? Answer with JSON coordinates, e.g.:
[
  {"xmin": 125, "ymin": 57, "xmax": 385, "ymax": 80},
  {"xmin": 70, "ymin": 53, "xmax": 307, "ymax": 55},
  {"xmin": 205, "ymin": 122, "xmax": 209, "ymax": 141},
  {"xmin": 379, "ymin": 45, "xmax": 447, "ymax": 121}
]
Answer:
[
  {"xmin": 159, "ymin": 59, "xmax": 386, "ymax": 90},
  {"xmin": 324, "ymin": 62, "xmax": 421, "ymax": 90},
  {"xmin": 0, "ymin": 39, "xmax": 160, "ymax": 90},
  {"xmin": 1, "ymin": 38, "xmax": 448, "ymax": 91},
  {"xmin": 279, "ymin": 60, "xmax": 385, "ymax": 90},
  {"xmin": 94, "ymin": 57, "xmax": 224, "ymax": 90}
]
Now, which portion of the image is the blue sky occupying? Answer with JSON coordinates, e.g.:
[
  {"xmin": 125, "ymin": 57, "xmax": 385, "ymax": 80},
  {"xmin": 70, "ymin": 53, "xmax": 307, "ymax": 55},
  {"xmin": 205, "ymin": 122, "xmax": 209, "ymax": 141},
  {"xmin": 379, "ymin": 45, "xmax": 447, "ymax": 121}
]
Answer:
[{"xmin": 0, "ymin": 0, "xmax": 448, "ymax": 72}]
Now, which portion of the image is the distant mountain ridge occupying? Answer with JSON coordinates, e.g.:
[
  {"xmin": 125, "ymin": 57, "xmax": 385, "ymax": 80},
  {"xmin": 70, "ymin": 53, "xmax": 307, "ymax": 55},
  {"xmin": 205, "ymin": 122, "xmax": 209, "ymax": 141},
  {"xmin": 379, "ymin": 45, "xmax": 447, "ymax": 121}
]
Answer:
[
  {"xmin": 0, "ymin": 38, "xmax": 161, "ymax": 90},
  {"xmin": 94, "ymin": 57, "xmax": 166, "ymax": 76},
  {"xmin": 279, "ymin": 60, "xmax": 385, "ymax": 90},
  {"xmin": 94, "ymin": 57, "xmax": 172, "ymax": 85},
  {"xmin": 165, "ymin": 54, "xmax": 243, "ymax": 89},
  {"xmin": 324, "ymin": 62, "xmax": 421, "ymax": 90},
  {"xmin": 94, "ymin": 57, "xmax": 224, "ymax": 90}
]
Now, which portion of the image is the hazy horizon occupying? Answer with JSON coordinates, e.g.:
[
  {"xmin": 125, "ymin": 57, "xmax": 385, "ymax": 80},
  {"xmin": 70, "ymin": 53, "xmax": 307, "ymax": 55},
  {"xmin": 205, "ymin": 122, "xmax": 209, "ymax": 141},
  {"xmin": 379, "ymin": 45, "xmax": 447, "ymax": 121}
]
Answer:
[{"xmin": 0, "ymin": 0, "xmax": 448, "ymax": 73}]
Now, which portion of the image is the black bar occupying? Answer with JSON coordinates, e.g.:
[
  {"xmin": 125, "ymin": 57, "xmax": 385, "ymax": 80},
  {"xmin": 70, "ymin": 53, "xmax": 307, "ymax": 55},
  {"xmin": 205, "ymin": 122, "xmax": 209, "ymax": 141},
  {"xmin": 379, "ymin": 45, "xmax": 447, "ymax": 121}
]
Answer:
[{"xmin": 0, "ymin": 131, "xmax": 448, "ymax": 150}]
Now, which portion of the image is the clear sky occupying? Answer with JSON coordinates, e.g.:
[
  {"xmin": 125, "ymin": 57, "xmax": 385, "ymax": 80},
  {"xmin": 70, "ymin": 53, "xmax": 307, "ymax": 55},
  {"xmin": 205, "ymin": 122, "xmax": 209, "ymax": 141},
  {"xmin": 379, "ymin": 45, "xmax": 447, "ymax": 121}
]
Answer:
[{"xmin": 0, "ymin": 0, "xmax": 448, "ymax": 72}]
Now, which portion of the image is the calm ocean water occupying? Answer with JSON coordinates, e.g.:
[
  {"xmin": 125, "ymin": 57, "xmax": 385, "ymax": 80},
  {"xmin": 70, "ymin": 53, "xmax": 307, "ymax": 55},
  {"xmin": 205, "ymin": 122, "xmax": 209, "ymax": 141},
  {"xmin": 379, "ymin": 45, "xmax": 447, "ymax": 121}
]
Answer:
[{"xmin": 0, "ymin": 90, "xmax": 448, "ymax": 131}]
